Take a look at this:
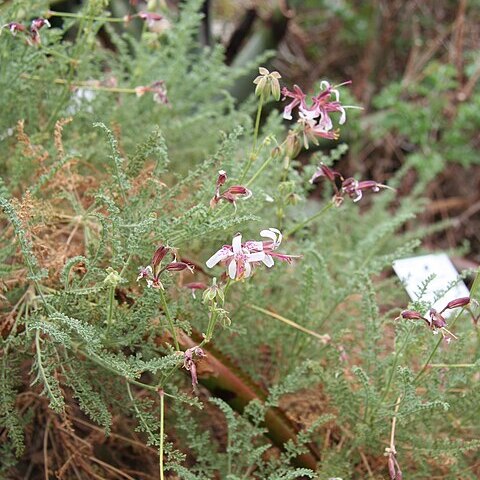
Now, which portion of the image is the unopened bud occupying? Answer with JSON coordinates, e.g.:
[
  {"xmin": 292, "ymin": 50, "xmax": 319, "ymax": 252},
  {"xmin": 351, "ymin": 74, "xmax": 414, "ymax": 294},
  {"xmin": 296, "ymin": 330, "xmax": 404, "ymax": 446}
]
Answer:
[
  {"xmin": 166, "ymin": 262, "xmax": 194, "ymax": 273},
  {"xmin": 152, "ymin": 245, "xmax": 170, "ymax": 268},
  {"xmin": 285, "ymin": 131, "xmax": 301, "ymax": 159},
  {"xmin": 444, "ymin": 296, "xmax": 470, "ymax": 310},
  {"xmin": 253, "ymin": 67, "xmax": 282, "ymax": 100},
  {"xmin": 400, "ymin": 310, "xmax": 425, "ymax": 320},
  {"xmin": 271, "ymin": 146, "xmax": 282, "ymax": 158},
  {"xmin": 104, "ymin": 267, "xmax": 122, "ymax": 287},
  {"xmin": 216, "ymin": 170, "xmax": 227, "ymax": 188}
]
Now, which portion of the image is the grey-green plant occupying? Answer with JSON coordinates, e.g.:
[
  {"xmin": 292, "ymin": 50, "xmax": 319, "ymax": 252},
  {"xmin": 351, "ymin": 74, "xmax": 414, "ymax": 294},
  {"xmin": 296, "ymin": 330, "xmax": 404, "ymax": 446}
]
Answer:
[{"xmin": 0, "ymin": 1, "xmax": 479, "ymax": 479}]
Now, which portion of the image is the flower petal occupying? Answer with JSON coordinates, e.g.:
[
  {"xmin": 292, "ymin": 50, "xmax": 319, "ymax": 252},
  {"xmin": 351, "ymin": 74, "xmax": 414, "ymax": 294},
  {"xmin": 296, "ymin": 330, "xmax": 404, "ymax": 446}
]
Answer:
[
  {"xmin": 262, "ymin": 255, "xmax": 274, "ymax": 268},
  {"xmin": 228, "ymin": 259, "xmax": 237, "ymax": 279},
  {"xmin": 206, "ymin": 248, "xmax": 231, "ymax": 268},
  {"xmin": 232, "ymin": 233, "xmax": 242, "ymax": 254},
  {"xmin": 246, "ymin": 251, "xmax": 266, "ymax": 263},
  {"xmin": 244, "ymin": 261, "xmax": 252, "ymax": 278},
  {"xmin": 260, "ymin": 229, "xmax": 277, "ymax": 242}
]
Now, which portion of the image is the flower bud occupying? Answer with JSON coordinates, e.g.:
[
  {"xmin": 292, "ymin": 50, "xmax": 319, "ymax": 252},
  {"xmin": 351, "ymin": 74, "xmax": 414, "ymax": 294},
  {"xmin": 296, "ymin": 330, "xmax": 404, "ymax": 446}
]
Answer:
[
  {"xmin": 216, "ymin": 170, "xmax": 227, "ymax": 188},
  {"xmin": 285, "ymin": 131, "xmax": 301, "ymax": 159},
  {"xmin": 166, "ymin": 262, "xmax": 194, "ymax": 273},
  {"xmin": 152, "ymin": 245, "xmax": 170, "ymax": 268},
  {"xmin": 444, "ymin": 296, "xmax": 470, "ymax": 310},
  {"xmin": 271, "ymin": 146, "xmax": 282, "ymax": 158},
  {"xmin": 103, "ymin": 267, "xmax": 122, "ymax": 287},
  {"xmin": 253, "ymin": 67, "xmax": 282, "ymax": 100},
  {"xmin": 400, "ymin": 310, "xmax": 425, "ymax": 320}
]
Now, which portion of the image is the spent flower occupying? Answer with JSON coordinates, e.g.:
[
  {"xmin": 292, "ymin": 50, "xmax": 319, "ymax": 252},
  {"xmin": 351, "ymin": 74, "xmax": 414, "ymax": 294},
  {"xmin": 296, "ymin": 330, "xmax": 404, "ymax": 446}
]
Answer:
[
  {"xmin": 310, "ymin": 162, "xmax": 393, "ymax": 205},
  {"xmin": 183, "ymin": 346, "xmax": 206, "ymax": 387},
  {"xmin": 137, "ymin": 244, "xmax": 193, "ymax": 289},
  {"xmin": 210, "ymin": 170, "xmax": 252, "ymax": 209},
  {"xmin": 2, "ymin": 22, "xmax": 26, "ymax": 35},
  {"xmin": 135, "ymin": 80, "xmax": 169, "ymax": 105},
  {"xmin": 29, "ymin": 18, "xmax": 50, "ymax": 45}
]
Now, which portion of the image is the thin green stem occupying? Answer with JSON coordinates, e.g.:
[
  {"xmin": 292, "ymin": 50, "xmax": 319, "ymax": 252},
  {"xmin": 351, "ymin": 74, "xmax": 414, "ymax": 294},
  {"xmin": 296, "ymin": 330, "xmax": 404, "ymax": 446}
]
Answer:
[
  {"xmin": 252, "ymin": 96, "xmax": 264, "ymax": 154},
  {"xmin": 240, "ymin": 97, "xmax": 264, "ymax": 182},
  {"xmin": 413, "ymin": 336, "xmax": 443, "ymax": 384},
  {"xmin": 429, "ymin": 363, "xmax": 476, "ymax": 368},
  {"xmin": 159, "ymin": 289, "xmax": 179, "ymax": 351},
  {"xmin": 35, "ymin": 330, "xmax": 58, "ymax": 403},
  {"xmin": 285, "ymin": 201, "xmax": 334, "ymax": 237},
  {"xmin": 48, "ymin": 10, "xmax": 126, "ymax": 23},
  {"xmin": 83, "ymin": 349, "xmax": 176, "ymax": 397},
  {"xmin": 245, "ymin": 153, "xmax": 275, "ymax": 187},
  {"xmin": 379, "ymin": 325, "xmax": 414, "ymax": 404},
  {"xmin": 204, "ymin": 310, "xmax": 218, "ymax": 344},
  {"xmin": 22, "ymin": 74, "xmax": 141, "ymax": 94},
  {"xmin": 414, "ymin": 308, "xmax": 464, "ymax": 384},
  {"xmin": 159, "ymin": 390, "xmax": 165, "ymax": 480},
  {"xmin": 106, "ymin": 285, "xmax": 115, "ymax": 337}
]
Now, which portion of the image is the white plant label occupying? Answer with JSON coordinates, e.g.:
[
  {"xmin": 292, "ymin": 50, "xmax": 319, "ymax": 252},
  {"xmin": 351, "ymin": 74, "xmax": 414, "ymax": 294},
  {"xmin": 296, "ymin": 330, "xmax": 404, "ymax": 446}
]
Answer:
[{"xmin": 392, "ymin": 253, "xmax": 470, "ymax": 316}]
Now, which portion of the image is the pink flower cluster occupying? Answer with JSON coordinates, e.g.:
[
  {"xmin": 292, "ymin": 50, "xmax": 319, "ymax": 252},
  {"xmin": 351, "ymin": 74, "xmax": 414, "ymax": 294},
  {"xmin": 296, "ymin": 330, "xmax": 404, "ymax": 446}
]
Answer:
[
  {"xmin": 2, "ymin": 18, "xmax": 50, "ymax": 45},
  {"xmin": 282, "ymin": 81, "xmax": 355, "ymax": 144},
  {"xmin": 206, "ymin": 229, "xmax": 298, "ymax": 281}
]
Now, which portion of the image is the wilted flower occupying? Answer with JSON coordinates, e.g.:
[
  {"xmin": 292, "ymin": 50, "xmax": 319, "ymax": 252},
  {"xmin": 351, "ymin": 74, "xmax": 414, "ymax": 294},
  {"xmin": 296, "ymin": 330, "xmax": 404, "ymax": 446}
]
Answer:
[
  {"xmin": 385, "ymin": 448, "xmax": 403, "ymax": 480},
  {"xmin": 298, "ymin": 113, "xmax": 339, "ymax": 149},
  {"xmin": 135, "ymin": 80, "xmax": 169, "ymax": 105},
  {"xmin": 183, "ymin": 346, "xmax": 206, "ymax": 387},
  {"xmin": 137, "ymin": 244, "xmax": 193, "ymax": 289},
  {"xmin": 310, "ymin": 162, "xmax": 343, "ymax": 186},
  {"xmin": 138, "ymin": 11, "xmax": 163, "ymax": 26},
  {"xmin": 341, "ymin": 177, "xmax": 392, "ymax": 203},
  {"xmin": 253, "ymin": 67, "xmax": 282, "ymax": 100},
  {"xmin": 124, "ymin": 11, "xmax": 170, "ymax": 32},
  {"xmin": 310, "ymin": 162, "xmax": 393, "ymax": 205},
  {"xmin": 29, "ymin": 18, "xmax": 50, "ymax": 45},
  {"xmin": 2, "ymin": 22, "xmax": 26, "ymax": 35},
  {"xmin": 210, "ymin": 170, "xmax": 252, "ymax": 209}
]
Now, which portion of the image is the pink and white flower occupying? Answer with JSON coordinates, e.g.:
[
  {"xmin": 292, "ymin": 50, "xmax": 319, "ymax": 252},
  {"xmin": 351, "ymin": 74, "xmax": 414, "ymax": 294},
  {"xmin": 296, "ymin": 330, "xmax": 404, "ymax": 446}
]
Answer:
[
  {"xmin": 281, "ymin": 84, "xmax": 307, "ymax": 120},
  {"xmin": 206, "ymin": 233, "xmax": 265, "ymax": 280},
  {"xmin": 281, "ymin": 80, "xmax": 360, "ymax": 149},
  {"xmin": 206, "ymin": 229, "xmax": 299, "ymax": 280}
]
